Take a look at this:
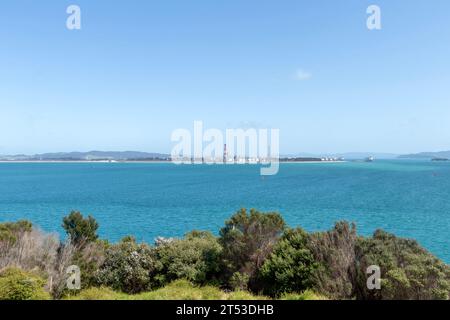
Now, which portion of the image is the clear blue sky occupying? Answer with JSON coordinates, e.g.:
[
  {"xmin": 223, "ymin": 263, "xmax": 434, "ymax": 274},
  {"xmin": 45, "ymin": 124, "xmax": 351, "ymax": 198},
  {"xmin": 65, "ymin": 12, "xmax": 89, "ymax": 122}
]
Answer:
[{"xmin": 1, "ymin": 0, "xmax": 450, "ymax": 155}]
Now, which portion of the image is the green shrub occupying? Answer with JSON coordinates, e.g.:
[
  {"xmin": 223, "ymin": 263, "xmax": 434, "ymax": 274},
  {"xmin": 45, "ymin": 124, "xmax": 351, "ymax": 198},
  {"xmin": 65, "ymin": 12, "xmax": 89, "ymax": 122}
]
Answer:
[
  {"xmin": 95, "ymin": 237, "xmax": 160, "ymax": 294},
  {"xmin": 0, "ymin": 220, "xmax": 32, "ymax": 243},
  {"xmin": 71, "ymin": 240, "xmax": 108, "ymax": 289},
  {"xmin": 219, "ymin": 208, "xmax": 286, "ymax": 290},
  {"xmin": 307, "ymin": 221, "xmax": 357, "ymax": 299},
  {"xmin": 154, "ymin": 231, "xmax": 222, "ymax": 286},
  {"xmin": 355, "ymin": 230, "xmax": 450, "ymax": 300},
  {"xmin": 229, "ymin": 272, "xmax": 250, "ymax": 291},
  {"xmin": 0, "ymin": 268, "xmax": 50, "ymax": 300},
  {"xmin": 259, "ymin": 228, "xmax": 318, "ymax": 297},
  {"xmin": 62, "ymin": 211, "xmax": 99, "ymax": 246}
]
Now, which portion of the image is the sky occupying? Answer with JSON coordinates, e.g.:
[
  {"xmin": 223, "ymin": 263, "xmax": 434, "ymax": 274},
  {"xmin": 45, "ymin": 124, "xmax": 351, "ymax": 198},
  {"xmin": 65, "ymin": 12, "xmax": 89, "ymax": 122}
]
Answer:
[{"xmin": 1, "ymin": 0, "xmax": 450, "ymax": 155}]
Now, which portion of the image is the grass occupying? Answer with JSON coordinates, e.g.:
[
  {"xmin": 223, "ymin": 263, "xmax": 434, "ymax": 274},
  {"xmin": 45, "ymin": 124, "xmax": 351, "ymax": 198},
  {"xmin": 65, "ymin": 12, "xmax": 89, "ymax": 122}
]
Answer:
[
  {"xmin": 134, "ymin": 280, "xmax": 227, "ymax": 300},
  {"xmin": 65, "ymin": 280, "xmax": 272, "ymax": 300},
  {"xmin": 65, "ymin": 287, "xmax": 129, "ymax": 300},
  {"xmin": 280, "ymin": 290, "xmax": 328, "ymax": 300},
  {"xmin": 65, "ymin": 280, "xmax": 327, "ymax": 300}
]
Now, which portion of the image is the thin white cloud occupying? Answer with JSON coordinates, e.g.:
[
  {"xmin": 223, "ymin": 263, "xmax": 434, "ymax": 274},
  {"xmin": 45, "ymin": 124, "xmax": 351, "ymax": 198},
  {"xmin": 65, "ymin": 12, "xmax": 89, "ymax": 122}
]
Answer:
[{"xmin": 294, "ymin": 69, "xmax": 312, "ymax": 81}]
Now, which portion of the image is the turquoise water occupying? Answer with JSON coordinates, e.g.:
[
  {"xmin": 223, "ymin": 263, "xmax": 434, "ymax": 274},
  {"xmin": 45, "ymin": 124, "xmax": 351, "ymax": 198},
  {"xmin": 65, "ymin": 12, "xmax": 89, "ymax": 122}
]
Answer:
[{"xmin": 0, "ymin": 160, "xmax": 449, "ymax": 262}]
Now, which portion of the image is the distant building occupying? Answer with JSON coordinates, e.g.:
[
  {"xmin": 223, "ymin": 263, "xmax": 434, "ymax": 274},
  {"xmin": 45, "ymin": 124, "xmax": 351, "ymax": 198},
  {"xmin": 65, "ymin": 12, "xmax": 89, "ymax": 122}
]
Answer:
[{"xmin": 223, "ymin": 144, "xmax": 227, "ymax": 163}]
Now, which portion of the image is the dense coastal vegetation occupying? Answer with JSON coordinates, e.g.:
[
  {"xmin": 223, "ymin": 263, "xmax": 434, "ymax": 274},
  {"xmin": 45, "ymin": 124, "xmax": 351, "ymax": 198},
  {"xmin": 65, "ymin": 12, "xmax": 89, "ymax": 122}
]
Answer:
[{"xmin": 0, "ymin": 209, "xmax": 449, "ymax": 300}]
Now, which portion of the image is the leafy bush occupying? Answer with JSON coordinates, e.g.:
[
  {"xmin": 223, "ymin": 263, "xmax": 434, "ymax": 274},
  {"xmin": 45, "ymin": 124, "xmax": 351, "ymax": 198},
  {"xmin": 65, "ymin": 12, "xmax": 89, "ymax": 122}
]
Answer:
[
  {"xmin": 259, "ymin": 228, "xmax": 318, "ymax": 297},
  {"xmin": 95, "ymin": 237, "xmax": 159, "ymax": 294},
  {"xmin": 0, "ymin": 220, "xmax": 76, "ymax": 299},
  {"xmin": 0, "ymin": 221, "xmax": 48, "ymax": 270},
  {"xmin": 71, "ymin": 240, "xmax": 107, "ymax": 290},
  {"xmin": 0, "ymin": 221, "xmax": 35, "ymax": 269},
  {"xmin": 62, "ymin": 211, "xmax": 99, "ymax": 246},
  {"xmin": 0, "ymin": 220, "xmax": 32, "ymax": 243},
  {"xmin": 0, "ymin": 268, "xmax": 50, "ymax": 300},
  {"xmin": 355, "ymin": 230, "xmax": 450, "ymax": 300},
  {"xmin": 307, "ymin": 221, "xmax": 357, "ymax": 299},
  {"xmin": 219, "ymin": 208, "xmax": 286, "ymax": 290},
  {"xmin": 229, "ymin": 272, "xmax": 250, "ymax": 291},
  {"xmin": 154, "ymin": 231, "xmax": 222, "ymax": 286}
]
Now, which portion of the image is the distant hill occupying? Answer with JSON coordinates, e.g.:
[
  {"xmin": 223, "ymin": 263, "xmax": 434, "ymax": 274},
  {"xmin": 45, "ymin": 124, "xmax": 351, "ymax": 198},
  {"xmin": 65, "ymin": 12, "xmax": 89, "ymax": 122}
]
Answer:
[
  {"xmin": 282, "ymin": 152, "xmax": 399, "ymax": 160},
  {"xmin": 0, "ymin": 151, "xmax": 170, "ymax": 161},
  {"xmin": 328, "ymin": 152, "xmax": 399, "ymax": 160},
  {"xmin": 399, "ymin": 151, "xmax": 450, "ymax": 160}
]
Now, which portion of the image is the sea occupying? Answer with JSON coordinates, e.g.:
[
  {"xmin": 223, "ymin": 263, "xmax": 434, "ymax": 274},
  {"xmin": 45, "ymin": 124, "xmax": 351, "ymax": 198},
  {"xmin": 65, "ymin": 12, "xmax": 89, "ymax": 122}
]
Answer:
[{"xmin": 0, "ymin": 160, "xmax": 449, "ymax": 262}]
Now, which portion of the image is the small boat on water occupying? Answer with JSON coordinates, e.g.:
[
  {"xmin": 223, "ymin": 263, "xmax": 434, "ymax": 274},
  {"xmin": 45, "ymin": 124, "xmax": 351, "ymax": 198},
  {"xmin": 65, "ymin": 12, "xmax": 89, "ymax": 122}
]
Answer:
[
  {"xmin": 364, "ymin": 156, "xmax": 374, "ymax": 162},
  {"xmin": 431, "ymin": 157, "xmax": 449, "ymax": 162}
]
